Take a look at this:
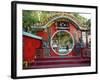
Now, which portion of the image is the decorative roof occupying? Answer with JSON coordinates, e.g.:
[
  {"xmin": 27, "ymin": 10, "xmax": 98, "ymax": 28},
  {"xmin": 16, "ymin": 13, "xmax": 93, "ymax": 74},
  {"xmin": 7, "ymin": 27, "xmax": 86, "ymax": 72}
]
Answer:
[
  {"xmin": 32, "ymin": 13, "xmax": 89, "ymax": 30},
  {"xmin": 23, "ymin": 31, "xmax": 43, "ymax": 40}
]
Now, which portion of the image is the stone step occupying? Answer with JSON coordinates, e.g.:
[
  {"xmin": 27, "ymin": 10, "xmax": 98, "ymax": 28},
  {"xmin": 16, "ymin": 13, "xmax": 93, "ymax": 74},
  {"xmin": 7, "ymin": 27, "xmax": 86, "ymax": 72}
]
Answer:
[
  {"xmin": 35, "ymin": 58, "xmax": 90, "ymax": 63},
  {"xmin": 26, "ymin": 62, "xmax": 90, "ymax": 69},
  {"xmin": 24, "ymin": 56, "xmax": 91, "ymax": 69},
  {"xmin": 29, "ymin": 59, "xmax": 90, "ymax": 66},
  {"xmin": 35, "ymin": 57, "xmax": 90, "ymax": 61}
]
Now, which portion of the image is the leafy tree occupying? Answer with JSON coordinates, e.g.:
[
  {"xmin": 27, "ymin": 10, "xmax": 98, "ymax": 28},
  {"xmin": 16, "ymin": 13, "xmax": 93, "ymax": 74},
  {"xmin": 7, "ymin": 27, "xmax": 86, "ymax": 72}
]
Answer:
[
  {"xmin": 85, "ymin": 19, "xmax": 91, "ymax": 29},
  {"xmin": 23, "ymin": 11, "xmax": 91, "ymax": 33},
  {"xmin": 23, "ymin": 10, "xmax": 34, "ymax": 32}
]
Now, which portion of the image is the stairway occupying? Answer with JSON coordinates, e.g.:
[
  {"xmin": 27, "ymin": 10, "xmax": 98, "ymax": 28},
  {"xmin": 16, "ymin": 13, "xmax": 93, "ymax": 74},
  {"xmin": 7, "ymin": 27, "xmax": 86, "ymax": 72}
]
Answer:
[{"xmin": 26, "ymin": 56, "xmax": 91, "ymax": 69}]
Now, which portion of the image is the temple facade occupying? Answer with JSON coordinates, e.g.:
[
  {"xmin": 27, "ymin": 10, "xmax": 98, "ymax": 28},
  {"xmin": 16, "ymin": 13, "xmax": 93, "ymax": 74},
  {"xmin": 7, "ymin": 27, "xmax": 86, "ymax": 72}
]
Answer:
[{"xmin": 23, "ymin": 15, "xmax": 91, "ymax": 69}]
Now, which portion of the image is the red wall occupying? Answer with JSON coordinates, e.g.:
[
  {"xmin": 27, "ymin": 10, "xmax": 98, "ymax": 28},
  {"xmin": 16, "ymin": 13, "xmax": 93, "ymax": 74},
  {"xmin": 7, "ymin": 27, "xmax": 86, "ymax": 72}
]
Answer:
[
  {"xmin": 23, "ymin": 36, "xmax": 42, "ymax": 62},
  {"xmin": 23, "ymin": 20, "xmax": 82, "ymax": 62},
  {"xmin": 36, "ymin": 31, "xmax": 48, "ymax": 41}
]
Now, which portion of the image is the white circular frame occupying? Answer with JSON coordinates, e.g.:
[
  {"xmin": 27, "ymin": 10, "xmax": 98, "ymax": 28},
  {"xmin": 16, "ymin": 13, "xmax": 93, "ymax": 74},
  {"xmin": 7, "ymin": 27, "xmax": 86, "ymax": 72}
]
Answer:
[{"xmin": 50, "ymin": 30, "xmax": 75, "ymax": 55}]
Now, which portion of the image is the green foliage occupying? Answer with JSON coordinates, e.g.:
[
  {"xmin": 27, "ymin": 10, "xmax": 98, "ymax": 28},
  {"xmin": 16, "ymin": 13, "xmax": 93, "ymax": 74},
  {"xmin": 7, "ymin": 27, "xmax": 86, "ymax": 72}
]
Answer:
[
  {"xmin": 23, "ymin": 11, "xmax": 33, "ymax": 27},
  {"xmin": 85, "ymin": 19, "xmax": 91, "ymax": 29},
  {"xmin": 72, "ymin": 13, "xmax": 91, "ymax": 29},
  {"xmin": 53, "ymin": 31, "xmax": 73, "ymax": 47},
  {"xmin": 23, "ymin": 11, "xmax": 91, "ymax": 33}
]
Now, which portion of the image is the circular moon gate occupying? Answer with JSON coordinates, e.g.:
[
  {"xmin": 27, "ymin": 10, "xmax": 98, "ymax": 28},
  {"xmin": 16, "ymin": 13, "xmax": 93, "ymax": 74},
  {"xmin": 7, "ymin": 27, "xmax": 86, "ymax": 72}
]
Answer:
[{"xmin": 51, "ymin": 30, "xmax": 74, "ymax": 55}]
